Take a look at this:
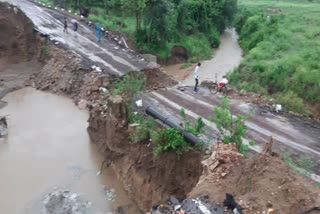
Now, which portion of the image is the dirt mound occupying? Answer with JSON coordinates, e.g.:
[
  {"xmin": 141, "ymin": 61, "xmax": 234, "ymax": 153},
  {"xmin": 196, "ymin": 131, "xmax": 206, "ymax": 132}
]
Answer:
[
  {"xmin": 32, "ymin": 46, "xmax": 90, "ymax": 99},
  {"xmin": 190, "ymin": 144, "xmax": 320, "ymax": 213},
  {"xmin": 87, "ymin": 95, "xmax": 202, "ymax": 212},
  {"xmin": 142, "ymin": 68, "xmax": 178, "ymax": 90},
  {"xmin": 157, "ymin": 46, "xmax": 188, "ymax": 65},
  {"xmin": 0, "ymin": 2, "xmax": 41, "ymax": 63}
]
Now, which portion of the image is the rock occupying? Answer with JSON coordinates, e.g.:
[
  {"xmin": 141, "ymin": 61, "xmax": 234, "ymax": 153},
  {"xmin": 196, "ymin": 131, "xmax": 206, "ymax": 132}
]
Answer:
[
  {"xmin": 239, "ymin": 89, "xmax": 246, "ymax": 96},
  {"xmin": 91, "ymin": 86, "xmax": 99, "ymax": 91},
  {"xmin": 267, "ymin": 208, "xmax": 274, "ymax": 214},
  {"xmin": 266, "ymin": 201, "xmax": 272, "ymax": 208},
  {"xmin": 205, "ymin": 150, "xmax": 211, "ymax": 155},
  {"xmin": 43, "ymin": 188, "xmax": 91, "ymax": 214},
  {"xmin": 78, "ymin": 99, "xmax": 87, "ymax": 109},
  {"xmin": 221, "ymin": 172, "xmax": 227, "ymax": 177}
]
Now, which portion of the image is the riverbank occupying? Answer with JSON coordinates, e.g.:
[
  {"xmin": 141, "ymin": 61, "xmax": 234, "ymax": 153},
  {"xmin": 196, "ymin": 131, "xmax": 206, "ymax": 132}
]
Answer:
[{"xmin": 229, "ymin": 0, "xmax": 320, "ymax": 117}]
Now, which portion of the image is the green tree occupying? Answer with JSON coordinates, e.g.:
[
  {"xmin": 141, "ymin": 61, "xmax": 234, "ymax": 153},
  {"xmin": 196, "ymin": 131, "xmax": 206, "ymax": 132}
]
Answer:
[{"xmin": 121, "ymin": 0, "xmax": 147, "ymax": 31}]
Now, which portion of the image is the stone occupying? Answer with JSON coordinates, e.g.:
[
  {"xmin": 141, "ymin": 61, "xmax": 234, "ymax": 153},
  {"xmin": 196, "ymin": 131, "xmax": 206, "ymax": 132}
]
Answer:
[
  {"xmin": 91, "ymin": 86, "xmax": 99, "ymax": 91},
  {"xmin": 205, "ymin": 150, "xmax": 211, "ymax": 155},
  {"xmin": 267, "ymin": 208, "xmax": 274, "ymax": 214},
  {"xmin": 266, "ymin": 201, "xmax": 272, "ymax": 208}
]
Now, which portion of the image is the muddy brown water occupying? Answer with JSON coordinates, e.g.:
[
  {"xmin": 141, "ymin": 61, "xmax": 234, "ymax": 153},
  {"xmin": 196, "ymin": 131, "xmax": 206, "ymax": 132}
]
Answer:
[{"xmin": 0, "ymin": 87, "xmax": 140, "ymax": 214}]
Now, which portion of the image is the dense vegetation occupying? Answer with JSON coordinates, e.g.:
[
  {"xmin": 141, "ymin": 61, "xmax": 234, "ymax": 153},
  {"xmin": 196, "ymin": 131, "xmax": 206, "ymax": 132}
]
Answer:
[
  {"xmin": 41, "ymin": 0, "xmax": 237, "ymax": 60},
  {"xmin": 229, "ymin": 0, "xmax": 320, "ymax": 114}
]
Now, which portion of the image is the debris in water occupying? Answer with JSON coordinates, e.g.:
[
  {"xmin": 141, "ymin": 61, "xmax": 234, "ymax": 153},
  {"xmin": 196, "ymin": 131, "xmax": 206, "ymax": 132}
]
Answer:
[
  {"xmin": 43, "ymin": 189, "xmax": 92, "ymax": 214},
  {"xmin": 101, "ymin": 186, "xmax": 116, "ymax": 202}
]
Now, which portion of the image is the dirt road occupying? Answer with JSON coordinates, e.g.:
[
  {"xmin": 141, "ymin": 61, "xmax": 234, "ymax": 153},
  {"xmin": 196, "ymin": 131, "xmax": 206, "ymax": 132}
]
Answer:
[{"xmin": 4, "ymin": 0, "xmax": 320, "ymax": 179}]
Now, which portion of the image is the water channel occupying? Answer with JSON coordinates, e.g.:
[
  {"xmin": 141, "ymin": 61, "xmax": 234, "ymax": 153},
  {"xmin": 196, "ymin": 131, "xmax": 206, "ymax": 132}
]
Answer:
[{"xmin": 0, "ymin": 87, "xmax": 140, "ymax": 214}]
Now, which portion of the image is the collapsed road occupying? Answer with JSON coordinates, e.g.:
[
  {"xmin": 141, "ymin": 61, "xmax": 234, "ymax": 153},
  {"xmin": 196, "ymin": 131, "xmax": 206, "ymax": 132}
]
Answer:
[
  {"xmin": 1, "ymin": 0, "xmax": 152, "ymax": 75},
  {"xmin": 0, "ymin": 1, "xmax": 320, "ymax": 213},
  {"xmin": 3, "ymin": 0, "xmax": 320, "ymax": 179}
]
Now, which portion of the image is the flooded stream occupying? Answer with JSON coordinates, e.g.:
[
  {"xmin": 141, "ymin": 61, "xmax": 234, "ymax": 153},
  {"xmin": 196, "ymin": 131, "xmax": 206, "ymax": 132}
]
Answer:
[{"xmin": 0, "ymin": 87, "xmax": 140, "ymax": 214}]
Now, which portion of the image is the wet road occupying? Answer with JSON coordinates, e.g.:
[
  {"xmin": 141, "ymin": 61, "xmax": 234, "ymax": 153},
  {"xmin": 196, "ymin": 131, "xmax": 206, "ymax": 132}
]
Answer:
[
  {"xmin": 2, "ymin": 0, "xmax": 150, "ymax": 75},
  {"xmin": 0, "ymin": 88, "xmax": 140, "ymax": 214}
]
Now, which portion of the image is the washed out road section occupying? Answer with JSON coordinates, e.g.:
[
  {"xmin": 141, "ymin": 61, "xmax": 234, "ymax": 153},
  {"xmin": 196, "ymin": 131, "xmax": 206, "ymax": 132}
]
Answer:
[{"xmin": 2, "ymin": 0, "xmax": 149, "ymax": 75}]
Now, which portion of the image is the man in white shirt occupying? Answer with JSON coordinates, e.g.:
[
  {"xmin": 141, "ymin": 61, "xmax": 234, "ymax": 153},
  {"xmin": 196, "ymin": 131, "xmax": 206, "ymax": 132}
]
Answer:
[{"xmin": 193, "ymin": 62, "xmax": 201, "ymax": 93}]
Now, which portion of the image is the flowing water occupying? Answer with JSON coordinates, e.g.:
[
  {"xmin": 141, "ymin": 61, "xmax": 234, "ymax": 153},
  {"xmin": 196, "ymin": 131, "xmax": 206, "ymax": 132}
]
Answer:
[{"xmin": 0, "ymin": 87, "xmax": 140, "ymax": 214}]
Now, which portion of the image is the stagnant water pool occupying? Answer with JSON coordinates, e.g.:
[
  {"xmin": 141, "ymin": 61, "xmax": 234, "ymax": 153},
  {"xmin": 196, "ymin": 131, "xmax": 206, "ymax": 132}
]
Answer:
[{"xmin": 0, "ymin": 87, "xmax": 140, "ymax": 214}]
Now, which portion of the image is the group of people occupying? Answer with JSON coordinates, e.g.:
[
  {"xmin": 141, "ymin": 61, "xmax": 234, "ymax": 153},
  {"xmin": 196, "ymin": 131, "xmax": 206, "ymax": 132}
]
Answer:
[
  {"xmin": 193, "ymin": 62, "xmax": 228, "ymax": 93},
  {"xmin": 63, "ymin": 17, "xmax": 78, "ymax": 32},
  {"xmin": 63, "ymin": 17, "xmax": 101, "ymax": 42}
]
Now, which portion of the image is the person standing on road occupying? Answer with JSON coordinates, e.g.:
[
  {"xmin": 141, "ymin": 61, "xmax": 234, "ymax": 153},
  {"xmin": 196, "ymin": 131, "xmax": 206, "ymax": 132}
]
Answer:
[
  {"xmin": 96, "ymin": 23, "xmax": 101, "ymax": 43},
  {"xmin": 193, "ymin": 62, "xmax": 201, "ymax": 93},
  {"xmin": 63, "ymin": 17, "xmax": 68, "ymax": 33}
]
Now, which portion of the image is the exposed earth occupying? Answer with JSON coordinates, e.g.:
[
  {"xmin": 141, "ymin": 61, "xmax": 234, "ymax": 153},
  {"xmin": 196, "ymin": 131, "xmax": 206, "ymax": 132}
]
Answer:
[{"xmin": 0, "ymin": 1, "xmax": 320, "ymax": 214}]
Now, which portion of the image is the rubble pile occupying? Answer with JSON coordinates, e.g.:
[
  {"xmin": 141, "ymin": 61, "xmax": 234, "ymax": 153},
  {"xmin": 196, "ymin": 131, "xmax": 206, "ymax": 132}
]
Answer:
[
  {"xmin": 201, "ymin": 143, "xmax": 243, "ymax": 178},
  {"xmin": 43, "ymin": 189, "xmax": 91, "ymax": 214},
  {"xmin": 148, "ymin": 196, "xmax": 224, "ymax": 214}
]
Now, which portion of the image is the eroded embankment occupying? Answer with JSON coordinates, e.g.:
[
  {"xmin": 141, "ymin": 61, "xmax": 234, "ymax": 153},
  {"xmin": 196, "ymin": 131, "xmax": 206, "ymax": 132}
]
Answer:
[
  {"xmin": 31, "ymin": 45, "xmax": 200, "ymax": 212},
  {"xmin": 87, "ymin": 95, "xmax": 203, "ymax": 212},
  {"xmin": 0, "ymin": 2, "xmax": 44, "ymax": 98},
  {"xmin": 0, "ymin": 2, "xmax": 41, "ymax": 62}
]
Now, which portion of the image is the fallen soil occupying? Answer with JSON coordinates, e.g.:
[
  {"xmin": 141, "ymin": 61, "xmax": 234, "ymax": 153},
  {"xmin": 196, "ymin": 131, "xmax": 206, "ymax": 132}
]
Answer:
[
  {"xmin": 190, "ymin": 143, "xmax": 320, "ymax": 214},
  {"xmin": 162, "ymin": 64, "xmax": 194, "ymax": 82}
]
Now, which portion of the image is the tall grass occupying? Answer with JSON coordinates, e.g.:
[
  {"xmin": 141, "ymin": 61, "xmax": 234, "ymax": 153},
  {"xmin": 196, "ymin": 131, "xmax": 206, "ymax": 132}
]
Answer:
[{"xmin": 230, "ymin": 0, "xmax": 320, "ymax": 113}]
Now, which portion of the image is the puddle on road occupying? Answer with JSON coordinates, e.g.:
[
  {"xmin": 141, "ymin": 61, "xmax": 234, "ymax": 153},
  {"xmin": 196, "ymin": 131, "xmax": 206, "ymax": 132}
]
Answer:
[{"xmin": 0, "ymin": 87, "xmax": 140, "ymax": 214}]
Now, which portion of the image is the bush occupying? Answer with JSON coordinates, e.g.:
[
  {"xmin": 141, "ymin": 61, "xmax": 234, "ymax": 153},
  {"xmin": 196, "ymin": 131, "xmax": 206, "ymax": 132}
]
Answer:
[
  {"xmin": 209, "ymin": 27, "xmax": 220, "ymax": 48},
  {"xmin": 111, "ymin": 72, "xmax": 146, "ymax": 98},
  {"xmin": 41, "ymin": 46, "xmax": 50, "ymax": 58},
  {"xmin": 212, "ymin": 97, "xmax": 253, "ymax": 154},
  {"xmin": 180, "ymin": 34, "xmax": 213, "ymax": 61},
  {"xmin": 180, "ymin": 108, "xmax": 205, "ymax": 136},
  {"xmin": 151, "ymin": 128, "xmax": 190, "ymax": 156},
  {"xmin": 275, "ymin": 91, "xmax": 305, "ymax": 114},
  {"xmin": 129, "ymin": 114, "xmax": 154, "ymax": 143}
]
